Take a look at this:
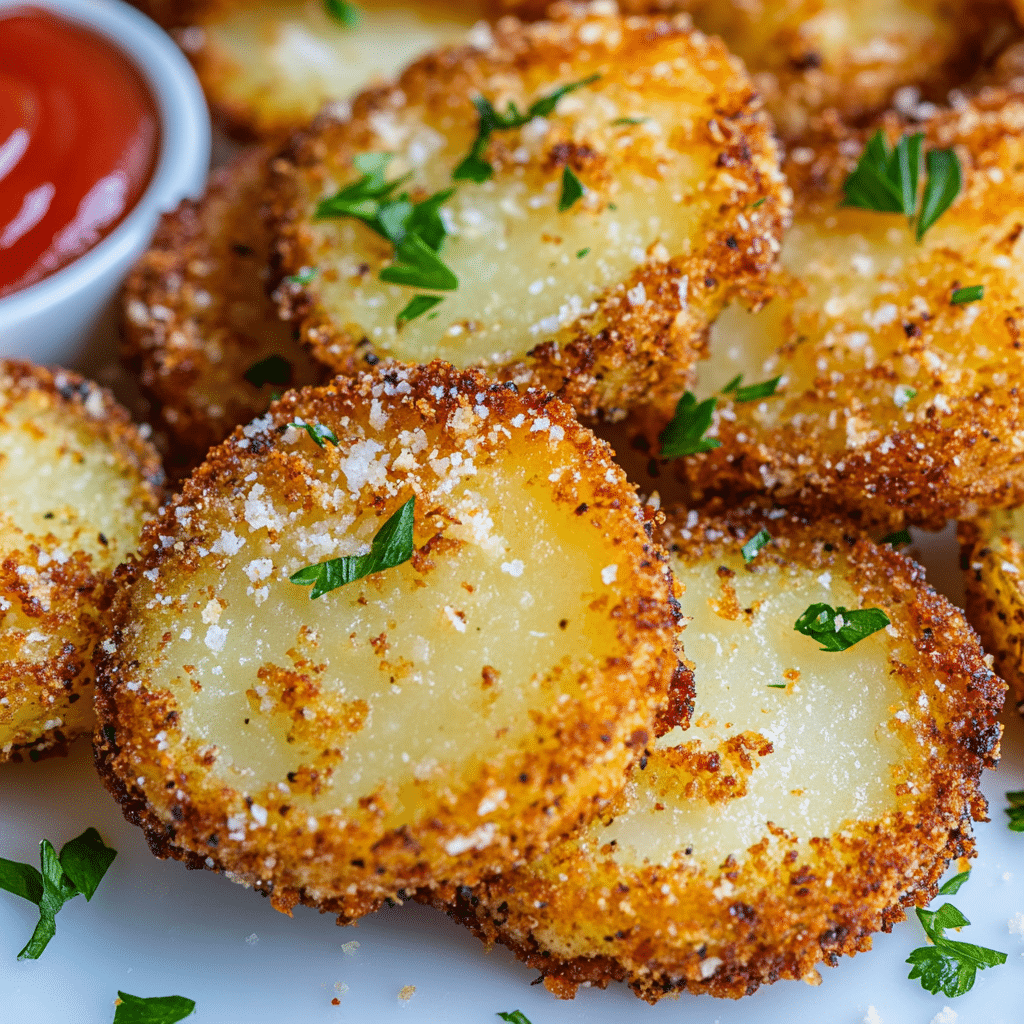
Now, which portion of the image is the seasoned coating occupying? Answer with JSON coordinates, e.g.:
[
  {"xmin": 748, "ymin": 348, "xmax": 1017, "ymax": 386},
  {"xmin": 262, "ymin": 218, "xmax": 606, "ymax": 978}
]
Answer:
[
  {"xmin": 121, "ymin": 147, "xmax": 330, "ymax": 474},
  {"xmin": 94, "ymin": 363, "xmax": 681, "ymax": 922},
  {"xmin": 430, "ymin": 505, "xmax": 1004, "ymax": 1001},
  {"xmin": 268, "ymin": 7, "xmax": 790, "ymax": 423},
  {"xmin": 138, "ymin": 0, "xmax": 499, "ymax": 140},
  {"xmin": 960, "ymin": 509, "xmax": 1024, "ymax": 715},
  {"xmin": 0, "ymin": 362, "xmax": 163, "ymax": 761},
  {"xmin": 650, "ymin": 91, "xmax": 1024, "ymax": 532}
]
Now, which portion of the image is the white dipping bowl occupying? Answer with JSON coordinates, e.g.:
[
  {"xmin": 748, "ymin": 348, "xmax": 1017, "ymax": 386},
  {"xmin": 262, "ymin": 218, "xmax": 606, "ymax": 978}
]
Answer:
[{"xmin": 0, "ymin": 0, "xmax": 210, "ymax": 366}]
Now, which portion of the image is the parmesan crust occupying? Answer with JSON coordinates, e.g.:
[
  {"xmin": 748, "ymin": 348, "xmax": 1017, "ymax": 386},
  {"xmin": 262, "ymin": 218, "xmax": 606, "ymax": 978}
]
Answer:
[
  {"xmin": 429, "ymin": 505, "xmax": 1004, "ymax": 1001},
  {"xmin": 121, "ymin": 147, "xmax": 330, "ymax": 474},
  {"xmin": 0, "ymin": 362, "xmax": 163, "ymax": 761},
  {"xmin": 94, "ymin": 363, "xmax": 681, "ymax": 922},
  {"xmin": 651, "ymin": 91, "xmax": 1024, "ymax": 531},
  {"xmin": 267, "ymin": 7, "xmax": 790, "ymax": 422},
  {"xmin": 960, "ymin": 509, "xmax": 1024, "ymax": 716}
]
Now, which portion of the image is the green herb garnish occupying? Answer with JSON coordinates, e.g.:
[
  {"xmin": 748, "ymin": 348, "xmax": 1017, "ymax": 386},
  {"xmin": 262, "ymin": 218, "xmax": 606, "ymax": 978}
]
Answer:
[
  {"xmin": 659, "ymin": 375, "xmax": 783, "ymax": 457},
  {"xmin": 291, "ymin": 497, "xmax": 415, "ymax": 599},
  {"xmin": 243, "ymin": 355, "xmax": 292, "ymax": 388},
  {"xmin": 767, "ymin": 683, "xmax": 787, "ymax": 689},
  {"xmin": 0, "ymin": 828, "xmax": 116, "ymax": 960},
  {"xmin": 497, "ymin": 1013, "xmax": 533, "ymax": 1024},
  {"xmin": 324, "ymin": 0, "xmax": 360, "ymax": 28},
  {"xmin": 939, "ymin": 870, "xmax": 971, "ymax": 896},
  {"xmin": 576, "ymin": 247, "xmax": 590, "ymax": 259},
  {"xmin": 659, "ymin": 392, "xmax": 720, "ymax": 458},
  {"xmin": 793, "ymin": 603, "xmax": 890, "ymax": 652},
  {"xmin": 879, "ymin": 529, "xmax": 912, "ymax": 547},
  {"xmin": 284, "ymin": 266, "xmax": 315, "ymax": 286},
  {"xmin": 316, "ymin": 153, "xmax": 458, "ymax": 296},
  {"xmin": 286, "ymin": 421, "xmax": 339, "ymax": 448},
  {"xmin": 723, "ymin": 374, "xmax": 782, "ymax": 403},
  {"xmin": 397, "ymin": 294, "xmax": 444, "ymax": 326},
  {"xmin": 894, "ymin": 383, "xmax": 917, "ymax": 408},
  {"xmin": 841, "ymin": 130, "xmax": 961, "ymax": 240},
  {"xmin": 951, "ymin": 285, "xmax": 983, "ymax": 305},
  {"xmin": 906, "ymin": 883, "xmax": 1006, "ymax": 997},
  {"xmin": 453, "ymin": 75, "xmax": 600, "ymax": 183},
  {"xmin": 611, "ymin": 116, "xmax": 646, "ymax": 126},
  {"xmin": 113, "ymin": 992, "xmax": 196, "ymax": 1024},
  {"xmin": 741, "ymin": 529, "xmax": 771, "ymax": 563},
  {"xmin": 748, "ymin": 197, "xmax": 767, "ymax": 210},
  {"xmin": 1007, "ymin": 791, "xmax": 1024, "ymax": 831},
  {"xmin": 559, "ymin": 166, "xmax": 585, "ymax": 211}
]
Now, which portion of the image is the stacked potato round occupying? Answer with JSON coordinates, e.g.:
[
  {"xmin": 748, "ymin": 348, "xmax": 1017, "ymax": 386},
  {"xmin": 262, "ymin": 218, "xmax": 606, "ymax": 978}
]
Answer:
[
  {"xmin": 431, "ymin": 505, "xmax": 1004, "ymax": 1001},
  {"xmin": 0, "ymin": 362, "xmax": 162, "ymax": 761},
  {"xmin": 94, "ymin": 363, "xmax": 681, "ymax": 921}
]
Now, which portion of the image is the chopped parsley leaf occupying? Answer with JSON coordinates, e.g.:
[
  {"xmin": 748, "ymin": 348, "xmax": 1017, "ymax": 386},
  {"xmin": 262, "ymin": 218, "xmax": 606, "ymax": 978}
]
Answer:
[
  {"xmin": 243, "ymin": 355, "xmax": 291, "ymax": 388},
  {"xmin": 951, "ymin": 284, "xmax": 983, "ymax": 305},
  {"xmin": 767, "ymin": 683, "xmax": 787, "ymax": 689},
  {"xmin": 559, "ymin": 166, "xmax": 585, "ymax": 211},
  {"xmin": 0, "ymin": 828, "xmax": 116, "ymax": 960},
  {"xmin": 879, "ymin": 529, "xmax": 912, "ymax": 547},
  {"xmin": 659, "ymin": 392, "xmax": 720, "ymax": 458},
  {"xmin": 291, "ymin": 497, "xmax": 415, "ymax": 599},
  {"xmin": 324, "ymin": 0, "xmax": 360, "ymax": 28},
  {"xmin": 907, "ymin": 889, "xmax": 1006, "ymax": 997},
  {"xmin": 723, "ymin": 374, "xmax": 781, "ymax": 402},
  {"xmin": 793, "ymin": 603, "xmax": 890, "ymax": 652},
  {"xmin": 576, "ymin": 247, "xmax": 590, "ymax": 259},
  {"xmin": 841, "ymin": 130, "xmax": 960, "ymax": 240},
  {"xmin": 741, "ymin": 529, "xmax": 771, "ymax": 563},
  {"xmin": 397, "ymin": 294, "xmax": 444, "ymax": 326},
  {"xmin": 497, "ymin": 1013, "xmax": 533, "ymax": 1024},
  {"xmin": 939, "ymin": 870, "xmax": 971, "ymax": 896},
  {"xmin": 113, "ymin": 992, "xmax": 196, "ymax": 1024},
  {"xmin": 748, "ymin": 197, "xmax": 767, "ymax": 209},
  {"xmin": 453, "ymin": 75, "xmax": 600, "ymax": 183},
  {"xmin": 611, "ymin": 116, "xmax": 647, "ymax": 126},
  {"xmin": 894, "ymin": 383, "xmax": 917, "ymax": 408},
  {"xmin": 316, "ymin": 154, "xmax": 458, "ymax": 294},
  {"xmin": 1007, "ymin": 790, "xmax": 1024, "ymax": 832},
  {"xmin": 285, "ymin": 421, "xmax": 339, "ymax": 448},
  {"xmin": 284, "ymin": 267, "xmax": 317, "ymax": 286}
]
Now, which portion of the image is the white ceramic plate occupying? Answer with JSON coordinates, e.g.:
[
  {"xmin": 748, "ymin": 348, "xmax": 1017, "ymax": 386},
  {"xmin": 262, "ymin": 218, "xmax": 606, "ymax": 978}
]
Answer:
[{"xmin": 2, "ymin": 526, "xmax": 1022, "ymax": 1024}]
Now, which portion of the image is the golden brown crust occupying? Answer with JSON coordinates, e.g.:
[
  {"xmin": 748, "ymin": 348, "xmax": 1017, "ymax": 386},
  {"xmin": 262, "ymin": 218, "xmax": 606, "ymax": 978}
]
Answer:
[
  {"xmin": 643, "ymin": 91, "xmax": 1024, "ymax": 531},
  {"xmin": 266, "ymin": 7, "xmax": 789, "ymax": 422},
  {"xmin": 427, "ymin": 504, "xmax": 1004, "ymax": 1001},
  {"xmin": 121, "ymin": 147, "xmax": 330, "ymax": 475},
  {"xmin": 959, "ymin": 510, "xmax": 1024, "ymax": 716},
  {"xmin": 0, "ymin": 362, "xmax": 163, "ymax": 761},
  {"xmin": 94, "ymin": 362, "xmax": 681, "ymax": 921}
]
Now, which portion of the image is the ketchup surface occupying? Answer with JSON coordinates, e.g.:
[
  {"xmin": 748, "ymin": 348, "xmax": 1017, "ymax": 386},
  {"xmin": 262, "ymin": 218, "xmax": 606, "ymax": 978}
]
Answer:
[{"xmin": 0, "ymin": 7, "xmax": 159, "ymax": 299}]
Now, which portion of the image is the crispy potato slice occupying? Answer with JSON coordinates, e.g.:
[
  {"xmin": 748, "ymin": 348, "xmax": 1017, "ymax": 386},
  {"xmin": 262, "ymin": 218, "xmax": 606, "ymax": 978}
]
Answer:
[
  {"xmin": 0, "ymin": 362, "xmax": 163, "ymax": 761},
  {"xmin": 268, "ymin": 7, "xmax": 790, "ymax": 422},
  {"xmin": 121, "ymin": 147, "xmax": 330, "ymax": 474},
  {"xmin": 960, "ymin": 509, "xmax": 1024, "ymax": 716},
  {"xmin": 145, "ymin": 0, "xmax": 499, "ymax": 140},
  {"xmin": 648, "ymin": 91, "xmax": 1024, "ymax": 531},
  {"xmin": 431, "ymin": 505, "xmax": 1004, "ymax": 1001},
  {"xmin": 94, "ymin": 363, "xmax": 680, "ymax": 921}
]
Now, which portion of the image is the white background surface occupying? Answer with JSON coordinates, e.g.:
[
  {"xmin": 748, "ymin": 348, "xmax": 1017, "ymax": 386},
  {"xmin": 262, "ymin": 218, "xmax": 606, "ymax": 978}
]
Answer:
[{"xmin": 2, "ymin": 528, "xmax": 1023, "ymax": 1024}]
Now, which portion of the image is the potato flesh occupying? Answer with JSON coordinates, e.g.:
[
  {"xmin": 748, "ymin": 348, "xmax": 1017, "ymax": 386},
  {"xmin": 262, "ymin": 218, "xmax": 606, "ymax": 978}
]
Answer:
[
  {"xmin": 603, "ymin": 550, "xmax": 906, "ymax": 868},
  {"xmin": 303, "ymin": 53, "xmax": 770, "ymax": 365},
  {"xmin": 0, "ymin": 388, "xmax": 148, "ymax": 565},
  {"xmin": 191, "ymin": 0, "xmax": 489, "ymax": 132},
  {"xmin": 126, "ymin": 432, "xmax": 630, "ymax": 823}
]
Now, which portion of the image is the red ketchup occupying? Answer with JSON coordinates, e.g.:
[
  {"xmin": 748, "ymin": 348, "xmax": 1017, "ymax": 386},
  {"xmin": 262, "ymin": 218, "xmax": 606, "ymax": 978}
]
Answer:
[{"xmin": 0, "ymin": 7, "xmax": 159, "ymax": 299}]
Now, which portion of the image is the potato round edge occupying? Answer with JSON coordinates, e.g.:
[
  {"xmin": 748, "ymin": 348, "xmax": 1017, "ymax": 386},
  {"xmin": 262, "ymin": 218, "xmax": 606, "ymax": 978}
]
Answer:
[
  {"xmin": 426, "ymin": 504, "xmax": 1005, "ymax": 1001},
  {"xmin": 94, "ymin": 362, "xmax": 682, "ymax": 922}
]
